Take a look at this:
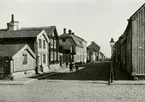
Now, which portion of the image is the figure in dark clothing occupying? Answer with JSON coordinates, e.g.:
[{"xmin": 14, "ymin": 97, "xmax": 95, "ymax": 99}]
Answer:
[
  {"xmin": 66, "ymin": 62, "xmax": 68, "ymax": 68},
  {"xmin": 69, "ymin": 62, "xmax": 73, "ymax": 73},
  {"xmin": 75, "ymin": 64, "xmax": 78, "ymax": 72},
  {"xmin": 108, "ymin": 62, "xmax": 114, "ymax": 85}
]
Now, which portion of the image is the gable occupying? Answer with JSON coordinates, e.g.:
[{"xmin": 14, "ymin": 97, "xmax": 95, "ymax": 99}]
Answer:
[
  {"xmin": 13, "ymin": 44, "xmax": 36, "ymax": 59},
  {"xmin": 37, "ymin": 30, "xmax": 50, "ymax": 43}
]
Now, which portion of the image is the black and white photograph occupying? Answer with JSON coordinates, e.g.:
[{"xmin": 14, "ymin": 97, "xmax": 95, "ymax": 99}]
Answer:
[{"xmin": 0, "ymin": 0, "xmax": 145, "ymax": 102}]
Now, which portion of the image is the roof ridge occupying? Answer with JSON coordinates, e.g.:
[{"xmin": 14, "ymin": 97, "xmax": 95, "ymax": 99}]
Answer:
[{"xmin": 21, "ymin": 26, "xmax": 55, "ymax": 29}]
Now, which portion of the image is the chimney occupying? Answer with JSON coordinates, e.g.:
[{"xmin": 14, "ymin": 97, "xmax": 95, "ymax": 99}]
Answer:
[
  {"xmin": 63, "ymin": 28, "xmax": 66, "ymax": 34},
  {"xmin": 7, "ymin": 14, "xmax": 19, "ymax": 30},
  {"xmin": 68, "ymin": 29, "xmax": 72, "ymax": 34},
  {"xmin": 11, "ymin": 14, "xmax": 14, "ymax": 22},
  {"xmin": 72, "ymin": 32, "xmax": 74, "ymax": 35},
  {"xmin": 92, "ymin": 41, "xmax": 95, "ymax": 44}
]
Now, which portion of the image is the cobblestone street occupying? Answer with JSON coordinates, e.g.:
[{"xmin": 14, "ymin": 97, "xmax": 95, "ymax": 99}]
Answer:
[
  {"xmin": 0, "ymin": 62, "xmax": 144, "ymax": 102},
  {"xmin": 1, "ymin": 80, "xmax": 145, "ymax": 102}
]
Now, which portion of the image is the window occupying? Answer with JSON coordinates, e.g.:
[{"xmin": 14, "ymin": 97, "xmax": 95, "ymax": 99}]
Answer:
[
  {"xmin": 51, "ymin": 52, "xmax": 53, "ymax": 61},
  {"xmin": 58, "ymin": 52, "xmax": 60, "ymax": 60},
  {"xmin": 43, "ymin": 40, "xmax": 46, "ymax": 49},
  {"xmin": 23, "ymin": 54, "xmax": 27, "ymax": 65},
  {"xmin": 62, "ymin": 39, "xmax": 66, "ymax": 42},
  {"xmin": 43, "ymin": 54, "xmax": 46, "ymax": 64},
  {"xmin": 39, "ymin": 39, "xmax": 42, "ymax": 48},
  {"xmin": 50, "ymin": 39, "xmax": 53, "ymax": 48},
  {"xmin": 54, "ymin": 52, "xmax": 56, "ymax": 60},
  {"xmin": 54, "ymin": 40, "xmax": 56, "ymax": 48}
]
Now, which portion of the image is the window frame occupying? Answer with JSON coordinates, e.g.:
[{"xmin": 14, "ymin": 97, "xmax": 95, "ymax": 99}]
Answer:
[
  {"xmin": 43, "ymin": 40, "xmax": 46, "ymax": 49},
  {"xmin": 39, "ymin": 39, "xmax": 42, "ymax": 48},
  {"xmin": 23, "ymin": 54, "xmax": 27, "ymax": 65},
  {"xmin": 43, "ymin": 54, "xmax": 46, "ymax": 64}
]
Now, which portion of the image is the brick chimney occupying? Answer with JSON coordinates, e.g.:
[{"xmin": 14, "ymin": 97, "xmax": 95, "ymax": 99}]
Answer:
[
  {"xmin": 71, "ymin": 32, "xmax": 74, "ymax": 35},
  {"xmin": 68, "ymin": 29, "xmax": 72, "ymax": 34},
  {"xmin": 63, "ymin": 28, "xmax": 66, "ymax": 34},
  {"xmin": 7, "ymin": 14, "xmax": 19, "ymax": 30}
]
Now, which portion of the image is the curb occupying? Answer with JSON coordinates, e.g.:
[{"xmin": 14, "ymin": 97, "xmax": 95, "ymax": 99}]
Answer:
[
  {"xmin": 0, "ymin": 69, "xmax": 68, "ymax": 85},
  {"xmin": 110, "ymin": 81, "xmax": 145, "ymax": 85}
]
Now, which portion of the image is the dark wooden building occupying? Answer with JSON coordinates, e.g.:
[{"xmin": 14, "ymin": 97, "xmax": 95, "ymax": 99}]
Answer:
[{"xmin": 114, "ymin": 3, "xmax": 145, "ymax": 79}]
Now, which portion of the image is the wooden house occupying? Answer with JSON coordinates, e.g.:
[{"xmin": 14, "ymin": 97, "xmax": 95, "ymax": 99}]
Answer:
[
  {"xmin": 0, "ymin": 14, "xmax": 60, "ymax": 76},
  {"xmin": 0, "ymin": 44, "xmax": 36, "ymax": 79},
  {"xmin": 114, "ymin": 3, "xmax": 145, "ymax": 79}
]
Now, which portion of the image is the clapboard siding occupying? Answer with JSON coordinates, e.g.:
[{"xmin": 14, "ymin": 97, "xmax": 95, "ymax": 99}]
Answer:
[{"xmin": 113, "ymin": 4, "xmax": 145, "ymax": 78}]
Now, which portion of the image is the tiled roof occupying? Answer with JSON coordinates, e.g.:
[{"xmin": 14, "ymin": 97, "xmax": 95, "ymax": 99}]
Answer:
[
  {"xmin": 73, "ymin": 34, "xmax": 87, "ymax": 43},
  {"xmin": 21, "ymin": 26, "xmax": 56, "ymax": 36},
  {"xmin": 71, "ymin": 35, "xmax": 83, "ymax": 47},
  {"xmin": 0, "ymin": 44, "xmax": 26, "ymax": 57},
  {"xmin": 0, "ymin": 26, "xmax": 56, "ymax": 39},
  {"xmin": 59, "ymin": 33, "xmax": 83, "ymax": 48},
  {"xmin": 0, "ymin": 30, "xmax": 42, "ymax": 38}
]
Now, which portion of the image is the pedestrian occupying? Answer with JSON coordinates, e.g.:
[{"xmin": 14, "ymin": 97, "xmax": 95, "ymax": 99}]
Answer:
[
  {"xmin": 75, "ymin": 63, "xmax": 78, "ymax": 72},
  {"xmin": 69, "ymin": 62, "xmax": 73, "ymax": 73},
  {"xmin": 66, "ymin": 62, "xmax": 68, "ymax": 68}
]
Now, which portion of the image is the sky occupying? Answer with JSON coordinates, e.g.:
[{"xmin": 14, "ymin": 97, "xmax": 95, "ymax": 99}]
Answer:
[{"xmin": 0, "ymin": 0, "xmax": 144, "ymax": 58}]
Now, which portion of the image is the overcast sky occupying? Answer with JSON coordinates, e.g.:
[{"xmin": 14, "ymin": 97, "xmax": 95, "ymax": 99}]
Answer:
[{"xmin": 0, "ymin": 0, "xmax": 144, "ymax": 57}]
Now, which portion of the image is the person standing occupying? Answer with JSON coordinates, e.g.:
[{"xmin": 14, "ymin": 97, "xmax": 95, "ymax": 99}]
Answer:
[{"xmin": 69, "ymin": 62, "xmax": 73, "ymax": 73}]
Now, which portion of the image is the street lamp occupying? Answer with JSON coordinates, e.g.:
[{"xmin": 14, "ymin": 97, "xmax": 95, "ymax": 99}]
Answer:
[{"xmin": 109, "ymin": 38, "xmax": 115, "ymax": 84}]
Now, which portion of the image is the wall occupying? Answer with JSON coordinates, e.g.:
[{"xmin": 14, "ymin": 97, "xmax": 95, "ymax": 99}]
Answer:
[
  {"xmin": 37, "ymin": 33, "xmax": 49, "ymax": 72},
  {"xmin": 13, "ymin": 48, "xmax": 35, "ymax": 73},
  {"xmin": 131, "ymin": 7, "xmax": 145, "ymax": 75}
]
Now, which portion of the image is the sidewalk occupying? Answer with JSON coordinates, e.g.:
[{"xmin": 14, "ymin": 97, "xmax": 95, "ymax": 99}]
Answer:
[
  {"xmin": 0, "ymin": 67, "xmax": 69, "ymax": 85},
  {"xmin": 111, "ymin": 80, "xmax": 145, "ymax": 85}
]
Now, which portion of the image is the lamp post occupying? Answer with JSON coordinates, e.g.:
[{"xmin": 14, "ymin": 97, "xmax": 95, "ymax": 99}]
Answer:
[{"xmin": 109, "ymin": 38, "xmax": 115, "ymax": 84}]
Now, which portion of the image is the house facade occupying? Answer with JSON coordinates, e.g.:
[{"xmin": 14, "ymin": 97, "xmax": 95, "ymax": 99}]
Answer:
[
  {"xmin": 99, "ymin": 52, "xmax": 106, "ymax": 61},
  {"xmin": 0, "ymin": 14, "xmax": 60, "ymax": 77},
  {"xmin": 59, "ymin": 28, "xmax": 87, "ymax": 64},
  {"xmin": 0, "ymin": 44, "xmax": 36, "ymax": 79},
  {"xmin": 22, "ymin": 26, "xmax": 60, "ymax": 71},
  {"xmin": 87, "ymin": 41, "xmax": 100, "ymax": 62}
]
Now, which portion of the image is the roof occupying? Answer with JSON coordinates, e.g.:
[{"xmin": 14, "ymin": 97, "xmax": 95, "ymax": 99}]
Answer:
[
  {"xmin": 73, "ymin": 34, "xmax": 87, "ymax": 43},
  {"xmin": 21, "ymin": 26, "xmax": 56, "ymax": 36},
  {"xmin": 0, "ymin": 26, "xmax": 56, "ymax": 39},
  {"xmin": 0, "ymin": 44, "xmax": 26, "ymax": 57},
  {"xmin": 129, "ymin": 3, "xmax": 145, "ymax": 20},
  {"xmin": 0, "ymin": 29, "xmax": 42, "ymax": 38},
  {"xmin": 59, "ymin": 33, "xmax": 83, "ymax": 47},
  {"xmin": 87, "ymin": 41, "xmax": 100, "ymax": 52}
]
